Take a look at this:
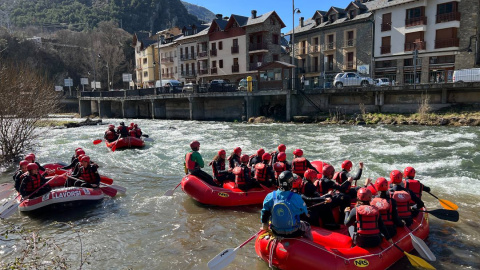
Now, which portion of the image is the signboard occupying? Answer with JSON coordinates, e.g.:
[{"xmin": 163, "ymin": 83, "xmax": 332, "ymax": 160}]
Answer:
[
  {"xmin": 122, "ymin": 73, "xmax": 132, "ymax": 82},
  {"xmin": 55, "ymin": 86, "xmax": 63, "ymax": 91},
  {"xmin": 64, "ymin": 78, "xmax": 73, "ymax": 87},
  {"xmin": 357, "ymin": 65, "xmax": 369, "ymax": 75},
  {"xmin": 80, "ymin": 78, "xmax": 89, "ymax": 85},
  {"xmin": 91, "ymin": 81, "xmax": 101, "ymax": 89}
]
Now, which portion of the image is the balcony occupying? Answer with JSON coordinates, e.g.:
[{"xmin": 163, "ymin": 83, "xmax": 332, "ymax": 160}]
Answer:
[
  {"xmin": 380, "ymin": 45, "xmax": 391, "ymax": 54},
  {"xmin": 405, "ymin": 16, "xmax": 427, "ymax": 27},
  {"xmin": 344, "ymin": 39, "xmax": 356, "ymax": 48},
  {"xmin": 197, "ymin": 51, "xmax": 208, "ymax": 58},
  {"xmin": 405, "ymin": 41, "xmax": 426, "ymax": 51},
  {"xmin": 322, "ymin": 42, "xmax": 335, "ymax": 51},
  {"xmin": 305, "ymin": 66, "xmax": 320, "ymax": 73},
  {"xmin": 211, "ymin": 67, "xmax": 218, "ymax": 74},
  {"xmin": 188, "ymin": 53, "xmax": 196, "ymax": 60},
  {"xmin": 345, "ymin": 61, "xmax": 355, "ymax": 70},
  {"xmin": 231, "ymin": 46, "xmax": 239, "ymax": 54},
  {"xmin": 180, "ymin": 55, "xmax": 188, "ymax": 61},
  {"xmin": 232, "ymin": 65, "xmax": 240, "ymax": 73},
  {"xmin": 381, "ymin": 23, "xmax": 391, "ymax": 32},
  {"xmin": 161, "ymin": 57, "xmax": 174, "ymax": 63},
  {"xmin": 309, "ymin": 45, "xmax": 320, "ymax": 53},
  {"xmin": 249, "ymin": 42, "xmax": 268, "ymax": 52},
  {"xmin": 436, "ymin": 12, "xmax": 461, "ymax": 23},
  {"xmin": 181, "ymin": 71, "xmax": 196, "ymax": 77},
  {"xmin": 198, "ymin": 69, "xmax": 209, "ymax": 75},
  {"xmin": 210, "ymin": 49, "xmax": 217, "ymax": 56},
  {"xmin": 435, "ymin": 38, "xmax": 460, "ymax": 49}
]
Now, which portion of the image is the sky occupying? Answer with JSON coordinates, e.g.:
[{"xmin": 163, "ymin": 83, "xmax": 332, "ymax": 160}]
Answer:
[{"xmin": 185, "ymin": 0, "xmax": 354, "ymax": 33}]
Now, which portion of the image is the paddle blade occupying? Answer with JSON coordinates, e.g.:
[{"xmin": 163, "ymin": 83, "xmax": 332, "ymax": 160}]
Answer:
[
  {"xmin": 111, "ymin": 143, "xmax": 118, "ymax": 152},
  {"xmin": 93, "ymin": 139, "xmax": 103, "ymax": 145},
  {"xmin": 0, "ymin": 201, "xmax": 20, "ymax": 219},
  {"xmin": 207, "ymin": 248, "xmax": 237, "ymax": 270},
  {"xmin": 439, "ymin": 199, "xmax": 458, "ymax": 211},
  {"xmin": 404, "ymin": 251, "xmax": 436, "ymax": 270},
  {"xmin": 164, "ymin": 189, "xmax": 175, "ymax": 196},
  {"xmin": 143, "ymin": 137, "xmax": 154, "ymax": 142},
  {"xmin": 428, "ymin": 209, "xmax": 459, "ymax": 222},
  {"xmin": 410, "ymin": 233, "xmax": 436, "ymax": 261},
  {"xmin": 105, "ymin": 184, "xmax": 126, "ymax": 194},
  {"xmin": 100, "ymin": 176, "xmax": 114, "ymax": 185},
  {"xmin": 100, "ymin": 186, "xmax": 117, "ymax": 197}
]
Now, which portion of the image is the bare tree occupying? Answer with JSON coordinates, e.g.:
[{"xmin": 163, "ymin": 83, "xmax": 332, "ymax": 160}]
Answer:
[{"xmin": 0, "ymin": 60, "xmax": 59, "ymax": 162}]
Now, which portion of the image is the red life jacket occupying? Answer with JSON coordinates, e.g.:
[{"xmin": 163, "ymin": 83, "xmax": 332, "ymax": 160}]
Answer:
[
  {"xmin": 254, "ymin": 163, "xmax": 268, "ymax": 182},
  {"xmin": 313, "ymin": 179, "xmax": 327, "ymax": 195},
  {"xmin": 105, "ymin": 130, "xmax": 116, "ymax": 141},
  {"xmin": 185, "ymin": 152, "xmax": 197, "ymax": 171},
  {"xmin": 233, "ymin": 166, "xmax": 248, "ymax": 187},
  {"xmin": 391, "ymin": 190, "xmax": 412, "ymax": 219},
  {"xmin": 403, "ymin": 179, "xmax": 423, "ymax": 199},
  {"xmin": 371, "ymin": 197, "xmax": 393, "ymax": 226},
  {"xmin": 292, "ymin": 157, "xmax": 307, "ymax": 175},
  {"xmin": 80, "ymin": 166, "xmax": 97, "ymax": 184},
  {"xmin": 23, "ymin": 173, "xmax": 42, "ymax": 193},
  {"xmin": 333, "ymin": 171, "xmax": 346, "ymax": 184},
  {"xmin": 211, "ymin": 159, "xmax": 226, "ymax": 177},
  {"xmin": 356, "ymin": 205, "xmax": 380, "ymax": 235},
  {"xmin": 129, "ymin": 129, "xmax": 137, "ymax": 137},
  {"xmin": 298, "ymin": 180, "xmax": 308, "ymax": 195},
  {"xmin": 273, "ymin": 162, "xmax": 286, "ymax": 179},
  {"xmin": 136, "ymin": 128, "xmax": 142, "ymax": 137}
]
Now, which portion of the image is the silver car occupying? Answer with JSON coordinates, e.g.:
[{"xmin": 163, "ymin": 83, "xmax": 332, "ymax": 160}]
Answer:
[{"xmin": 333, "ymin": 72, "xmax": 375, "ymax": 88}]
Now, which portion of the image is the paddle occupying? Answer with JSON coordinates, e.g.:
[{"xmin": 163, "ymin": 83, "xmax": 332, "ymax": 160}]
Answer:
[
  {"xmin": 307, "ymin": 201, "xmax": 327, "ymax": 209},
  {"xmin": 111, "ymin": 136, "xmax": 122, "ymax": 152},
  {"xmin": 419, "ymin": 209, "xmax": 459, "ymax": 222},
  {"xmin": 404, "ymin": 225, "xmax": 436, "ymax": 262},
  {"xmin": 427, "ymin": 191, "xmax": 458, "ymax": 211},
  {"xmin": 258, "ymin": 183, "xmax": 273, "ymax": 192},
  {"xmin": 141, "ymin": 134, "xmax": 149, "ymax": 138},
  {"xmin": 392, "ymin": 241, "xmax": 435, "ymax": 269},
  {"xmin": 207, "ymin": 231, "xmax": 260, "ymax": 270},
  {"xmin": 164, "ymin": 182, "xmax": 182, "ymax": 196},
  {"xmin": 100, "ymin": 176, "xmax": 114, "ymax": 185},
  {"xmin": 143, "ymin": 137, "xmax": 154, "ymax": 142},
  {"xmin": 93, "ymin": 139, "xmax": 103, "ymax": 145},
  {"xmin": 0, "ymin": 189, "xmax": 15, "ymax": 201}
]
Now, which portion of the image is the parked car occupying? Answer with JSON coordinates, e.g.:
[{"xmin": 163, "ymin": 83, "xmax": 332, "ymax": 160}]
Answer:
[
  {"xmin": 375, "ymin": 78, "xmax": 391, "ymax": 86},
  {"xmin": 182, "ymin": 83, "xmax": 196, "ymax": 93},
  {"xmin": 453, "ymin": 68, "xmax": 480, "ymax": 83},
  {"xmin": 333, "ymin": 72, "xmax": 375, "ymax": 88},
  {"xmin": 208, "ymin": 79, "xmax": 235, "ymax": 92},
  {"xmin": 237, "ymin": 78, "xmax": 257, "ymax": 91}
]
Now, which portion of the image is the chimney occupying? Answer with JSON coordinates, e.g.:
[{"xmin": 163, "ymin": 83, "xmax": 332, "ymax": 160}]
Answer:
[
  {"xmin": 299, "ymin": 17, "xmax": 304, "ymax": 27},
  {"xmin": 216, "ymin": 14, "xmax": 223, "ymax": 20},
  {"xmin": 251, "ymin": 10, "xmax": 257, "ymax": 19},
  {"xmin": 224, "ymin": 16, "xmax": 229, "ymax": 20}
]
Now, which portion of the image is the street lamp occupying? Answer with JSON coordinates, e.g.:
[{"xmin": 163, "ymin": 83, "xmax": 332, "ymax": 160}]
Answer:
[{"xmin": 291, "ymin": 0, "xmax": 301, "ymax": 91}]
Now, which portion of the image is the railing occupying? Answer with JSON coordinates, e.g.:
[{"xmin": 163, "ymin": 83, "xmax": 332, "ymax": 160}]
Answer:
[
  {"xmin": 232, "ymin": 65, "xmax": 240, "ymax": 73},
  {"xmin": 381, "ymin": 23, "xmax": 391, "ymax": 31},
  {"xmin": 310, "ymin": 45, "xmax": 320, "ymax": 53},
  {"xmin": 322, "ymin": 42, "xmax": 335, "ymax": 51},
  {"xmin": 231, "ymin": 46, "xmax": 239, "ymax": 54},
  {"xmin": 381, "ymin": 45, "xmax": 391, "ymax": 54},
  {"xmin": 188, "ymin": 53, "xmax": 196, "ymax": 60},
  {"xmin": 161, "ymin": 57, "xmax": 174, "ymax": 63},
  {"xmin": 305, "ymin": 66, "xmax": 320, "ymax": 73},
  {"xmin": 180, "ymin": 54, "xmax": 187, "ymax": 61},
  {"xmin": 197, "ymin": 51, "xmax": 208, "ymax": 58},
  {"xmin": 198, "ymin": 69, "xmax": 209, "ymax": 75},
  {"xmin": 249, "ymin": 42, "xmax": 268, "ymax": 51},
  {"xmin": 344, "ymin": 39, "xmax": 356, "ymax": 48},
  {"xmin": 405, "ymin": 16, "xmax": 427, "ymax": 27},
  {"xmin": 345, "ymin": 61, "xmax": 355, "ymax": 70},
  {"xmin": 405, "ymin": 41, "xmax": 426, "ymax": 51},
  {"xmin": 181, "ymin": 71, "xmax": 196, "ymax": 77},
  {"xmin": 436, "ymin": 12, "xmax": 461, "ymax": 23},
  {"xmin": 210, "ymin": 49, "xmax": 217, "ymax": 56},
  {"xmin": 435, "ymin": 38, "xmax": 460, "ymax": 49},
  {"xmin": 211, "ymin": 67, "xmax": 218, "ymax": 74}
]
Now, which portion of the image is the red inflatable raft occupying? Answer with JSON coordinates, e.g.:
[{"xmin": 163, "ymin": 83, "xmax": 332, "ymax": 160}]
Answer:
[
  {"xmin": 181, "ymin": 175, "xmax": 275, "ymax": 206},
  {"xmin": 255, "ymin": 209, "xmax": 430, "ymax": 270},
  {"xmin": 106, "ymin": 137, "xmax": 145, "ymax": 150}
]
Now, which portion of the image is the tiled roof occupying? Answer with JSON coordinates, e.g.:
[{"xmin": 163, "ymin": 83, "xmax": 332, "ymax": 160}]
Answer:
[
  {"xmin": 175, "ymin": 24, "xmax": 210, "ymax": 42},
  {"xmin": 367, "ymin": 0, "xmax": 418, "ymax": 11},
  {"xmin": 231, "ymin": 14, "xmax": 249, "ymax": 26},
  {"xmin": 286, "ymin": 11, "xmax": 372, "ymax": 35}
]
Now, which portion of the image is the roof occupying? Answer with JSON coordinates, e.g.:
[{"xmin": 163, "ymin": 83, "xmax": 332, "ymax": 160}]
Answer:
[
  {"xmin": 132, "ymin": 32, "xmax": 158, "ymax": 49},
  {"xmin": 367, "ymin": 0, "xmax": 418, "ymax": 11},
  {"xmin": 258, "ymin": 61, "xmax": 295, "ymax": 71},
  {"xmin": 246, "ymin": 11, "xmax": 286, "ymax": 28},
  {"xmin": 175, "ymin": 24, "xmax": 210, "ymax": 42}
]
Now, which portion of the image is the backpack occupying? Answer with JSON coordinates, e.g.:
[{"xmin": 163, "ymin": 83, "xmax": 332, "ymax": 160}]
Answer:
[{"xmin": 271, "ymin": 191, "xmax": 297, "ymax": 233}]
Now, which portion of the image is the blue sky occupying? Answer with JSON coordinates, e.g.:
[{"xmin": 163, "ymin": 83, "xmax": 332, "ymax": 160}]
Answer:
[{"xmin": 185, "ymin": 0, "xmax": 353, "ymax": 33}]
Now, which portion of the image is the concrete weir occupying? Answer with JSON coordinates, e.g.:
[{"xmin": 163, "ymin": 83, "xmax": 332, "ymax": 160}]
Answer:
[{"xmin": 78, "ymin": 83, "xmax": 480, "ymax": 121}]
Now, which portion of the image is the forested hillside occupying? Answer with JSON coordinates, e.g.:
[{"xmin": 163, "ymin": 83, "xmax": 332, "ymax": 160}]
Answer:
[{"xmin": 182, "ymin": 1, "xmax": 215, "ymax": 23}]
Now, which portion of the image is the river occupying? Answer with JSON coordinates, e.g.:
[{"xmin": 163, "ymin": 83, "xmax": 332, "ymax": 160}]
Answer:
[{"xmin": 0, "ymin": 120, "xmax": 478, "ymax": 269}]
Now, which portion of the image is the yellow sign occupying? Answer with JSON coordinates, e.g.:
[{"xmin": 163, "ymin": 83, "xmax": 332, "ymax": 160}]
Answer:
[
  {"xmin": 354, "ymin": 259, "xmax": 369, "ymax": 267},
  {"xmin": 218, "ymin": 192, "xmax": 229, "ymax": 198}
]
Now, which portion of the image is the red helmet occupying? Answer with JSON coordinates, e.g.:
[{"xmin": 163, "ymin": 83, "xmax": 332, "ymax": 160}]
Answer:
[
  {"xmin": 277, "ymin": 152, "xmax": 287, "ymax": 162},
  {"xmin": 341, "ymin": 160, "xmax": 353, "ymax": 171},
  {"xmin": 262, "ymin": 153, "xmax": 271, "ymax": 161},
  {"xmin": 234, "ymin": 147, "xmax": 242, "ymax": 155},
  {"xmin": 75, "ymin": 147, "xmax": 83, "ymax": 151},
  {"xmin": 19, "ymin": 160, "xmax": 29, "ymax": 167},
  {"xmin": 190, "ymin": 140, "xmax": 200, "ymax": 149},
  {"xmin": 108, "ymin": 124, "xmax": 115, "ymax": 129},
  {"xmin": 28, "ymin": 153, "xmax": 36, "ymax": 159},
  {"xmin": 278, "ymin": 144, "xmax": 286, "ymax": 152},
  {"xmin": 357, "ymin": 187, "xmax": 372, "ymax": 202},
  {"xmin": 27, "ymin": 163, "xmax": 38, "ymax": 171},
  {"xmin": 76, "ymin": 149, "xmax": 85, "ymax": 156},
  {"xmin": 404, "ymin": 167, "xmax": 416, "ymax": 178},
  {"xmin": 130, "ymin": 122, "xmax": 134, "ymax": 126},
  {"xmin": 81, "ymin": 155, "xmax": 90, "ymax": 163},
  {"xmin": 390, "ymin": 170, "xmax": 403, "ymax": 184},
  {"xmin": 292, "ymin": 176, "xmax": 302, "ymax": 189},
  {"xmin": 134, "ymin": 124, "xmax": 138, "ymax": 128},
  {"xmin": 218, "ymin": 149, "xmax": 226, "ymax": 156},
  {"xmin": 322, "ymin": 165, "xmax": 335, "ymax": 179},
  {"xmin": 293, "ymin": 149, "xmax": 303, "ymax": 157},
  {"xmin": 304, "ymin": 169, "xmax": 317, "ymax": 181},
  {"xmin": 25, "ymin": 154, "xmax": 35, "ymax": 162},
  {"xmin": 78, "ymin": 154, "xmax": 85, "ymax": 161},
  {"xmin": 257, "ymin": 148, "xmax": 265, "ymax": 157},
  {"xmin": 240, "ymin": 154, "xmax": 249, "ymax": 163},
  {"xmin": 375, "ymin": 177, "xmax": 389, "ymax": 191}
]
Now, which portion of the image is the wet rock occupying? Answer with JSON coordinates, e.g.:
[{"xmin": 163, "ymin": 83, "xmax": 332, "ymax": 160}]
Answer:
[
  {"xmin": 391, "ymin": 120, "xmax": 398, "ymax": 125},
  {"xmin": 356, "ymin": 121, "xmax": 366, "ymax": 125},
  {"xmin": 338, "ymin": 120, "xmax": 347, "ymax": 124},
  {"xmin": 409, "ymin": 120, "xmax": 418, "ymax": 125},
  {"xmin": 293, "ymin": 116, "xmax": 313, "ymax": 123},
  {"xmin": 400, "ymin": 120, "xmax": 408, "ymax": 125},
  {"xmin": 439, "ymin": 118, "xmax": 449, "ymax": 126},
  {"xmin": 459, "ymin": 118, "xmax": 467, "ymax": 124}
]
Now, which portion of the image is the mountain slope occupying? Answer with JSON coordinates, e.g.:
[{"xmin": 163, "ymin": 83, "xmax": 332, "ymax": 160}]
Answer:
[{"xmin": 181, "ymin": 1, "xmax": 215, "ymax": 23}]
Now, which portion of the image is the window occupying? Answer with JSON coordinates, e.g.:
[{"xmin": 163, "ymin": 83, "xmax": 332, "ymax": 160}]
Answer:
[
  {"xmin": 381, "ymin": 36, "xmax": 391, "ymax": 54},
  {"xmin": 211, "ymin": 43, "xmax": 216, "ymax": 50},
  {"xmin": 329, "ymin": 14, "xmax": 336, "ymax": 23},
  {"xmin": 405, "ymin": 7, "xmax": 426, "ymax": 27},
  {"xmin": 191, "ymin": 46, "xmax": 195, "ymax": 56},
  {"xmin": 143, "ymin": 58, "xmax": 147, "ymax": 64},
  {"xmin": 219, "ymin": 41, "xmax": 223, "ymax": 50},
  {"xmin": 273, "ymin": 34, "xmax": 279, "ymax": 45},
  {"xmin": 346, "ymin": 52, "xmax": 354, "ymax": 69},
  {"xmin": 212, "ymin": 61, "xmax": 217, "ymax": 68},
  {"xmin": 180, "ymin": 48, "xmax": 183, "ymax": 58},
  {"xmin": 346, "ymin": 30, "xmax": 354, "ymax": 47},
  {"xmin": 219, "ymin": 60, "xmax": 223, "ymax": 68},
  {"xmin": 435, "ymin": 28, "xmax": 459, "ymax": 48},
  {"xmin": 270, "ymin": 18, "xmax": 276, "ymax": 25},
  {"xmin": 382, "ymin": 13, "xmax": 392, "ymax": 31},
  {"xmin": 327, "ymin": 55, "xmax": 334, "ymax": 71},
  {"xmin": 233, "ymin": 39, "xmax": 238, "ymax": 47},
  {"xmin": 405, "ymin": 31, "xmax": 425, "ymax": 51},
  {"xmin": 436, "ymin": 2, "xmax": 460, "ymax": 23},
  {"xmin": 349, "ymin": 9, "xmax": 356, "ymax": 19},
  {"xmin": 232, "ymin": 22, "xmax": 238, "ymax": 28},
  {"xmin": 181, "ymin": 64, "xmax": 184, "ymax": 72},
  {"xmin": 143, "ymin": 71, "xmax": 148, "ymax": 77}
]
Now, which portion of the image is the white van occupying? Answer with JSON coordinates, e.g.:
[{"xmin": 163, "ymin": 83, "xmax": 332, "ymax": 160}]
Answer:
[
  {"xmin": 453, "ymin": 68, "xmax": 480, "ymax": 83},
  {"xmin": 155, "ymin": 80, "xmax": 182, "ymax": 87}
]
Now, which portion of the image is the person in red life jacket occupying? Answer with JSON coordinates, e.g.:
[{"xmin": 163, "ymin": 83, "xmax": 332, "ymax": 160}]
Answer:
[
  {"xmin": 227, "ymin": 147, "xmax": 242, "ymax": 170},
  {"xmin": 272, "ymin": 152, "xmax": 291, "ymax": 182},
  {"xmin": 233, "ymin": 154, "xmax": 254, "ymax": 191},
  {"xmin": 62, "ymin": 149, "xmax": 86, "ymax": 170},
  {"xmin": 128, "ymin": 122, "xmax": 135, "ymax": 131},
  {"xmin": 13, "ymin": 160, "xmax": 29, "ymax": 192},
  {"xmin": 66, "ymin": 155, "xmax": 101, "ymax": 188},
  {"xmin": 25, "ymin": 153, "xmax": 48, "ymax": 172},
  {"xmin": 104, "ymin": 125, "xmax": 117, "ymax": 142},
  {"xmin": 297, "ymin": 169, "xmax": 337, "ymax": 229},
  {"xmin": 252, "ymin": 153, "xmax": 276, "ymax": 187},
  {"xmin": 248, "ymin": 148, "xmax": 265, "ymax": 168},
  {"xmin": 184, "ymin": 140, "xmax": 218, "ymax": 187},
  {"xmin": 389, "ymin": 170, "xmax": 424, "ymax": 227},
  {"xmin": 291, "ymin": 149, "xmax": 318, "ymax": 178},
  {"xmin": 116, "ymin": 122, "xmax": 129, "ymax": 138},
  {"xmin": 71, "ymin": 147, "xmax": 83, "ymax": 163},
  {"xmin": 134, "ymin": 124, "xmax": 142, "ymax": 138},
  {"xmin": 403, "ymin": 166, "xmax": 430, "ymax": 201},
  {"xmin": 19, "ymin": 163, "xmax": 52, "ymax": 198},
  {"xmin": 209, "ymin": 149, "xmax": 234, "ymax": 185},
  {"xmin": 261, "ymin": 171, "xmax": 313, "ymax": 240},
  {"xmin": 333, "ymin": 160, "xmax": 364, "ymax": 201},
  {"xmin": 370, "ymin": 177, "xmax": 404, "ymax": 238},
  {"xmin": 344, "ymin": 188, "xmax": 391, "ymax": 248},
  {"xmin": 270, "ymin": 144, "xmax": 286, "ymax": 165},
  {"xmin": 129, "ymin": 127, "xmax": 137, "ymax": 137}
]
